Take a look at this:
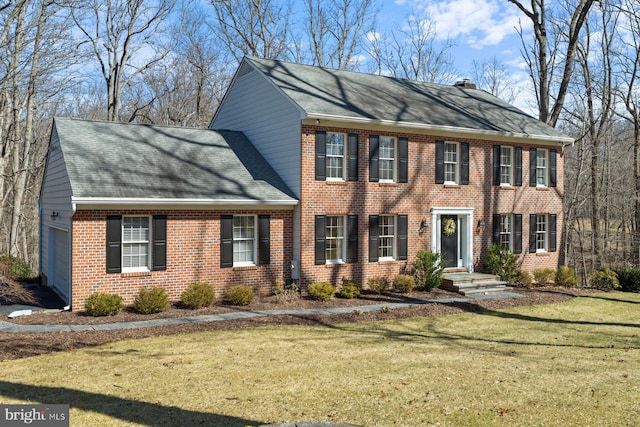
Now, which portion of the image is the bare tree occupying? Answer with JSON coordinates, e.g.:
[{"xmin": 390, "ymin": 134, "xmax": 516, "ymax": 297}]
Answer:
[
  {"xmin": 470, "ymin": 57, "xmax": 520, "ymax": 104},
  {"xmin": 68, "ymin": 0, "xmax": 178, "ymax": 121}
]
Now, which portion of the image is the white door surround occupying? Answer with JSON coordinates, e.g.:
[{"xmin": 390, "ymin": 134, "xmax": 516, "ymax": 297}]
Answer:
[{"xmin": 430, "ymin": 207, "xmax": 474, "ymax": 272}]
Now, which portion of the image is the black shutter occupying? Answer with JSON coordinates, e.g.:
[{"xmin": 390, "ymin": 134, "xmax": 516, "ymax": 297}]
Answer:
[
  {"xmin": 315, "ymin": 131, "xmax": 326, "ymax": 181},
  {"xmin": 315, "ymin": 215, "xmax": 326, "ymax": 265},
  {"xmin": 435, "ymin": 140, "xmax": 444, "ymax": 184},
  {"xmin": 492, "ymin": 214, "xmax": 501, "ymax": 245},
  {"xmin": 152, "ymin": 215, "xmax": 167, "ymax": 271},
  {"xmin": 514, "ymin": 214, "xmax": 522, "ymax": 254},
  {"xmin": 369, "ymin": 135, "xmax": 379, "ymax": 182},
  {"xmin": 397, "ymin": 214, "xmax": 408, "ymax": 260},
  {"xmin": 549, "ymin": 214, "xmax": 557, "ymax": 252},
  {"xmin": 347, "ymin": 214, "xmax": 358, "ymax": 263},
  {"xmin": 529, "ymin": 214, "xmax": 537, "ymax": 253},
  {"xmin": 549, "ymin": 149, "xmax": 557, "ymax": 187},
  {"xmin": 106, "ymin": 215, "xmax": 122, "ymax": 273},
  {"xmin": 258, "ymin": 215, "xmax": 271, "ymax": 265},
  {"xmin": 220, "ymin": 215, "xmax": 233, "ymax": 268},
  {"xmin": 461, "ymin": 142, "xmax": 470, "ymax": 185},
  {"xmin": 493, "ymin": 145, "xmax": 501, "ymax": 186},
  {"xmin": 515, "ymin": 147, "xmax": 523, "ymax": 186},
  {"xmin": 398, "ymin": 137, "xmax": 408, "ymax": 183},
  {"xmin": 368, "ymin": 215, "xmax": 379, "ymax": 262},
  {"xmin": 348, "ymin": 133, "xmax": 359, "ymax": 181},
  {"xmin": 529, "ymin": 147, "xmax": 537, "ymax": 187}
]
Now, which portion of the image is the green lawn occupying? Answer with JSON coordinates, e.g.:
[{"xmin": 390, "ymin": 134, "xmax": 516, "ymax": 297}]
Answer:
[{"xmin": 1, "ymin": 293, "xmax": 639, "ymax": 426}]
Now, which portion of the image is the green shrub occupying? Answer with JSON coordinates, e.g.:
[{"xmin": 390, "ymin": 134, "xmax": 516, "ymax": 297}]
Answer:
[
  {"xmin": 589, "ymin": 268, "xmax": 620, "ymax": 290},
  {"xmin": 614, "ymin": 269, "xmax": 640, "ymax": 292},
  {"xmin": 308, "ymin": 281, "xmax": 336, "ymax": 301},
  {"xmin": 555, "ymin": 266, "xmax": 579, "ymax": 287},
  {"xmin": 413, "ymin": 251, "xmax": 445, "ymax": 291},
  {"xmin": 485, "ymin": 244, "xmax": 518, "ymax": 284},
  {"xmin": 338, "ymin": 278, "xmax": 361, "ymax": 299},
  {"xmin": 533, "ymin": 268, "xmax": 556, "ymax": 286},
  {"xmin": 367, "ymin": 276, "xmax": 390, "ymax": 294},
  {"xmin": 393, "ymin": 274, "xmax": 416, "ymax": 293},
  {"xmin": 513, "ymin": 269, "xmax": 533, "ymax": 287},
  {"xmin": 225, "ymin": 285, "xmax": 254, "ymax": 306},
  {"xmin": 272, "ymin": 281, "xmax": 300, "ymax": 303},
  {"xmin": 181, "ymin": 282, "xmax": 215, "ymax": 309},
  {"xmin": 0, "ymin": 254, "xmax": 38, "ymax": 283},
  {"xmin": 84, "ymin": 293, "xmax": 124, "ymax": 316},
  {"xmin": 133, "ymin": 287, "xmax": 169, "ymax": 314}
]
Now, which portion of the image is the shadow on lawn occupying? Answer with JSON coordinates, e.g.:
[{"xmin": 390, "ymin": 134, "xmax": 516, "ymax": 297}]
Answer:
[{"xmin": 0, "ymin": 381, "xmax": 262, "ymax": 427}]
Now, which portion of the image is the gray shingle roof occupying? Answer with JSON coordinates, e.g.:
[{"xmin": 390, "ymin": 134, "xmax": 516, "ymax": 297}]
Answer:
[
  {"xmin": 54, "ymin": 117, "xmax": 297, "ymax": 203},
  {"xmin": 245, "ymin": 57, "xmax": 571, "ymax": 142}
]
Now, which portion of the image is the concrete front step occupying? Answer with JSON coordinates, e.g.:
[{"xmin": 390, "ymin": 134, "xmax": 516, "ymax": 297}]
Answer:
[
  {"xmin": 441, "ymin": 272, "xmax": 512, "ymax": 295},
  {"xmin": 458, "ymin": 286, "xmax": 513, "ymax": 296}
]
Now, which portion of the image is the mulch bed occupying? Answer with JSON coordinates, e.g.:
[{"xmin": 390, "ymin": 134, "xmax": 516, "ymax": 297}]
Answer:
[{"xmin": 0, "ymin": 287, "xmax": 594, "ymax": 361}]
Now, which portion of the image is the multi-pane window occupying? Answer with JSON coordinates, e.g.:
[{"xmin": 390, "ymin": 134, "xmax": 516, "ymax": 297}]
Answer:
[
  {"xmin": 536, "ymin": 149, "xmax": 548, "ymax": 186},
  {"xmin": 326, "ymin": 132, "xmax": 346, "ymax": 180},
  {"xmin": 536, "ymin": 214, "xmax": 547, "ymax": 251},
  {"xmin": 378, "ymin": 215, "xmax": 395, "ymax": 259},
  {"xmin": 500, "ymin": 146, "xmax": 513, "ymax": 185},
  {"xmin": 233, "ymin": 215, "xmax": 255, "ymax": 264},
  {"xmin": 379, "ymin": 136, "xmax": 396, "ymax": 181},
  {"xmin": 499, "ymin": 214, "xmax": 512, "ymax": 250},
  {"xmin": 123, "ymin": 216, "xmax": 150, "ymax": 271},
  {"xmin": 444, "ymin": 142, "xmax": 458, "ymax": 183},
  {"xmin": 326, "ymin": 215, "xmax": 345, "ymax": 262}
]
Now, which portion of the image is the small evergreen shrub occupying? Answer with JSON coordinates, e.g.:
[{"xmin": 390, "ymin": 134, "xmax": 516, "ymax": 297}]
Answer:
[
  {"xmin": 614, "ymin": 269, "xmax": 640, "ymax": 292},
  {"xmin": 338, "ymin": 278, "xmax": 361, "ymax": 299},
  {"xmin": 308, "ymin": 281, "xmax": 336, "ymax": 301},
  {"xmin": 367, "ymin": 276, "xmax": 390, "ymax": 294},
  {"xmin": 225, "ymin": 285, "xmax": 255, "ymax": 306},
  {"xmin": 393, "ymin": 274, "xmax": 416, "ymax": 293},
  {"xmin": 589, "ymin": 268, "xmax": 620, "ymax": 290},
  {"xmin": 485, "ymin": 244, "xmax": 518, "ymax": 284},
  {"xmin": 133, "ymin": 287, "xmax": 169, "ymax": 314},
  {"xmin": 533, "ymin": 268, "xmax": 556, "ymax": 286},
  {"xmin": 555, "ymin": 266, "xmax": 579, "ymax": 287},
  {"xmin": 272, "ymin": 280, "xmax": 300, "ymax": 304},
  {"xmin": 413, "ymin": 251, "xmax": 445, "ymax": 291},
  {"xmin": 513, "ymin": 269, "xmax": 533, "ymax": 287},
  {"xmin": 84, "ymin": 293, "xmax": 124, "ymax": 316},
  {"xmin": 181, "ymin": 282, "xmax": 215, "ymax": 309},
  {"xmin": 0, "ymin": 254, "xmax": 38, "ymax": 283}
]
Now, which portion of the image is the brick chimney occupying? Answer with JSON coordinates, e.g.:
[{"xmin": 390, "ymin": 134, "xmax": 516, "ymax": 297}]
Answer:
[{"xmin": 454, "ymin": 79, "xmax": 476, "ymax": 89}]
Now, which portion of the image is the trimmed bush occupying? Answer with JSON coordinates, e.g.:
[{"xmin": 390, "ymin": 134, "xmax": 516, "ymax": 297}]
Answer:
[
  {"xmin": 513, "ymin": 269, "xmax": 533, "ymax": 287},
  {"xmin": 555, "ymin": 266, "xmax": 579, "ymax": 287},
  {"xmin": 308, "ymin": 281, "xmax": 336, "ymax": 302},
  {"xmin": 614, "ymin": 269, "xmax": 640, "ymax": 292},
  {"xmin": 272, "ymin": 281, "xmax": 300, "ymax": 304},
  {"xmin": 485, "ymin": 244, "xmax": 518, "ymax": 284},
  {"xmin": 589, "ymin": 268, "xmax": 620, "ymax": 290},
  {"xmin": 84, "ymin": 293, "xmax": 124, "ymax": 316},
  {"xmin": 393, "ymin": 274, "xmax": 416, "ymax": 293},
  {"xmin": 225, "ymin": 285, "xmax": 254, "ymax": 306},
  {"xmin": 181, "ymin": 282, "xmax": 215, "ymax": 309},
  {"xmin": 413, "ymin": 251, "xmax": 445, "ymax": 291},
  {"xmin": 338, "ymin": 278, "xmax": 361, "ymax": 299},
  {"xmin": 367, "ymin": 276, "xmax": 390, "ymax": 294},
  {"xmin": 533, "ymin": 268, "xmax": 556, "ymax": 286},
  {"xmin": 133, "ymin": 287, "xmax": 169, "ymax": 314}
]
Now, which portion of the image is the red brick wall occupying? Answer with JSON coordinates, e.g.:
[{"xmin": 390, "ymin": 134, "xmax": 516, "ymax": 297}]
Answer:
[
  {"xmin": 299, "ymin": 124, "xmax": 564, "ymax": 287},
  {"xmin": 71, "ymin": 209, "xmax": 293, "ymax": 310}
]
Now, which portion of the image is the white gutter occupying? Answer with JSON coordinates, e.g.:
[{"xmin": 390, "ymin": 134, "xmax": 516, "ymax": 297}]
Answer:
[
  {"xmin": 72, "ymin": 197, "xmax": 299, "ymax": 207},
  {"xmin": 305, "ymin": 113, "xmax": 574, "ymax": 145}
]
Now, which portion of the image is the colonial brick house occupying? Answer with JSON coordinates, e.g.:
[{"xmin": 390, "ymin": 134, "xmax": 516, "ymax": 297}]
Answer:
[{"xmin": 40, "ymin": 56, "xmax": 572, "ymax": 309}]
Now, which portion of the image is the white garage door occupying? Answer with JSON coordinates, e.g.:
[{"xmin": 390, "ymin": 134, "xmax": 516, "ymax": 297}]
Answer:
[{"xmin": 51, "ymin": 227, "xmax": 70, "ymax": 303}]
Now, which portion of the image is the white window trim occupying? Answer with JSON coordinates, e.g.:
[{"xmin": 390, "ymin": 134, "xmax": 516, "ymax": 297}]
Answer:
[
  {"xmin": 378, "ymin": 214, "xmax": 396, "ymax": 261},
  {"xmin": 536, "ymin": 214, "xmax": 548, "ymax": 252},
  {"xmin": 499, "ymin": 214, "xmax": 513, "ymax": 251},
  {"xmin": 326, "ymin": 215, "xmax": 346, "ymax": 264},
  {"xmin": 122, "ymin": 215, "xmax": 151, "ymax": 273},
  {"xmin": 444, "ymin": 141, "xmax": 459, "ymax": 185},
  {"xmin": 379, "ymin": 136, "xmax": 397, "ymax": 183},
  {"xmin": 233, "ymin": 214, "xmax": 257, "ymax": 267},
  {"xmin": 536, "ymin": 148, "xmax": 548, "ymax": 187},
  {"xmin": 326, "ymin": 132, "xmax": 347, "ymax": 182},
  {"xmin": 500, "ymin": 146, "xmax": 513, "ymax": 186}
]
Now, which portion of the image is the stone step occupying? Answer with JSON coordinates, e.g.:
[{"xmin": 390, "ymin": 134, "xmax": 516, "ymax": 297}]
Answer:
[
  {"xmin": 453, "ymin": 280, "xmax": 509, "ymax": 289},
  {"xmin": 459, "ymin": 286, "xmax": 513, "ymax": 296}
]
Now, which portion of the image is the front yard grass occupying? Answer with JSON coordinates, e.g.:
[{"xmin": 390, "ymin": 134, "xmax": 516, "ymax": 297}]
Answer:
[{"xmin": 1, "ymin": 292, "xmax": 639, "ymax": 426}]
